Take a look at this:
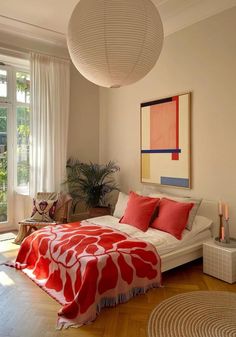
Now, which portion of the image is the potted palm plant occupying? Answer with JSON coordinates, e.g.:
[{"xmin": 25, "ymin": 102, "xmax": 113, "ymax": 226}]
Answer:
[{"xmin": 66, "ymin": 158, "xmax": 120, "ymax": 217}]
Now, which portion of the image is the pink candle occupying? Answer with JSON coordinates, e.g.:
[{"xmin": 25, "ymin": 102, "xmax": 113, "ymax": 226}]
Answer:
[
  {"xmin": 221, "ymin": 227, "xmax": 225, "ymax": 241},
  {"xmin": 218, "ymin": 201, "xmax": 223, "ymax": 215},
  {"xmin": 224, "ymin": 204, "xmax": 229, "ymax": 220}
]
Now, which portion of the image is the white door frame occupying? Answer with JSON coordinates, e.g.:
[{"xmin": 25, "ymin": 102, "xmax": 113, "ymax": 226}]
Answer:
[
  {"xmin": 0, "ymin": 65, "xmax": 14, "ymax": 231},
  {"xmin": 0, "ymin": 102, "xmax": 14, "ymax": 231}
]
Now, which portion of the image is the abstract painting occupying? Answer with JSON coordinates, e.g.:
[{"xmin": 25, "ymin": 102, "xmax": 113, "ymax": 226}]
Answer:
[{"xmin": 141, "ymin": 92, "xmax": 191, "ymax": 188}]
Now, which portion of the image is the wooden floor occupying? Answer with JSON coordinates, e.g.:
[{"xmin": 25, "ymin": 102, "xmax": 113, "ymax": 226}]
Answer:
[{"xmin": 0, "ymin": 239, "xmax": 236, "ymax": 337}]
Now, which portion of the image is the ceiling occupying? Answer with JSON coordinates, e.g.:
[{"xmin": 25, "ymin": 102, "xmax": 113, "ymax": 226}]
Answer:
[{"xmin": 0, "ymin": 0, "xmax": 235, "ymax": 47}]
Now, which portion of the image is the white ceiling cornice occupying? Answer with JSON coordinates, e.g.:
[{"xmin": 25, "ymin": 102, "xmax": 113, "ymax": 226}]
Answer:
[
  {"xmin": 0, "ymin": 15, "xmax": 66, "ymax": 47},
  {"xmin": 0, "ymin": 0, "xmax": 235, "ymax": 47},
  {"xmin": 159, "ymin": 0, "xmax": 236, "ymax": 36}
]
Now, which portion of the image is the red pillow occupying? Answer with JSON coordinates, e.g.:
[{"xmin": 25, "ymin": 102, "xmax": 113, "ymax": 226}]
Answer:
[
  {"xmin": 151, "ymin": 198, "xmax": 194, "ymax": 240},
  {"xmin": 119, "ymin": 191, "xmax": 160, "ymax": 231}
]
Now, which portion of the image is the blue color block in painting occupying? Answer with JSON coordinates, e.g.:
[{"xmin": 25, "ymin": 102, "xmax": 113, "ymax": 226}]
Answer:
[
  {"xmin": 160, "ymin": 177, "xmax": 189, "ymax": 188},
  {"xmin": 141, "ymin": 149, "xmax": 181, "ymax": 154}
]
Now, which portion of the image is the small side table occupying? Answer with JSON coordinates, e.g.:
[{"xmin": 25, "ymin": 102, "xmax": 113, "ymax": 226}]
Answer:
[
  {"xmin": 203, "ymin": 238, "xmax": 236, "ymax": 284},
  {"xmin": 14, "ymin": 221, "xmax": 57, "ymax": 245},
  {"xmin": 69, "ymin": 212, "xmax": 90, "ymax": 222},
  {"xmin": 69, "ymin": 207, "xmax": 111, "ymax": 222},
  {"xmin": 88, "ymin": 206, "xmax": 111, "ymax": 218}
]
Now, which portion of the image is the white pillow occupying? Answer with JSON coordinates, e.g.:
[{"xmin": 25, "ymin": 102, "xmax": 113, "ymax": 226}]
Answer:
[
  {"xmin": 113, "ymin": 192, "xmax": 129, "ymax": 218},
  {"xmin": 148, "ymin": 193, "xmax": 202, "ymax": 231},
  {"xmin": 191, "ymin": 215, "xmax": 213, "ymax": 233}
]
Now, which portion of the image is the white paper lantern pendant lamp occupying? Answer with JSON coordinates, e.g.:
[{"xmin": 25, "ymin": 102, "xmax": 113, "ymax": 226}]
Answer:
[{"xmin": 67, "ymin": 0, "xmax": 164, "ymax": 88}]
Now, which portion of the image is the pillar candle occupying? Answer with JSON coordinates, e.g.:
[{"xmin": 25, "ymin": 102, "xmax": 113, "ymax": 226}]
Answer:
[
  {"xmin": 221, "ymin": 227, "xmax": 225, "ymax": 241},
  {"xmin": 224, "ymin": 203, "xmax": 229, "ymax": 220},
  {"xmin": 218, "ymin": 201, "xmax": 223, "ymax": 215}
]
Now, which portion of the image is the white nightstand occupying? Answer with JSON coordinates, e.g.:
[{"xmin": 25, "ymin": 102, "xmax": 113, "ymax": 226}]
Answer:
[{"xmin": 203, "ymin": 239, "xmax": 236, "ymax": 284}]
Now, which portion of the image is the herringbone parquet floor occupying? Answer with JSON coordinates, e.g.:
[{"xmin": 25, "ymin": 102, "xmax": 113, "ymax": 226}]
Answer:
[{"xmin": 0, "ymin": 239, "xmax": 235, "ymax": 337}]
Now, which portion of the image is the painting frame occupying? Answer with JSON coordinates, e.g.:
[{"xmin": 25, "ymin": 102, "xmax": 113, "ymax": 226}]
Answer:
[{"xmin": 140, "ymin": 92, "xmax": 191, "ymax": 189}]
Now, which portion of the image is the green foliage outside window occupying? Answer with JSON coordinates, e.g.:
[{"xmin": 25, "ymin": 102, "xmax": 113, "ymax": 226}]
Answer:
[
  {"xmin": 17, "ymin": 106, "xmax": 30, "ymax": 186},
  {"xmin": 0, "ymin": 152, "xmax": 7, "ymax": 221},
  {"xmin": 16, "ymin": 72, "xmax": 30, "ymax": 104},
  {"xmin": 0, "ymin": 108, "xmax": 6, "ymax": 132},
  {"xmin": 0, "ymin": 107, "xmax": 7, "ymax": 220}
]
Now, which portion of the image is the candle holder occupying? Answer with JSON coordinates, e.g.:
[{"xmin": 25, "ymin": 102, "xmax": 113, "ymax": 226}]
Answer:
[
  {"xmin": 224, "ymin": 218, "xmax": 230, "ymax": 244},
  {"xmin": 215, "ymin": 217, "xmax": 236, "ymax": 247},
  {"xmin": 215, "ymin": 237, "xmax": 236, "ymax": 248},
  {"xmin": 218, "ymin": 214, "xmax": 224, "ymax": 242}
]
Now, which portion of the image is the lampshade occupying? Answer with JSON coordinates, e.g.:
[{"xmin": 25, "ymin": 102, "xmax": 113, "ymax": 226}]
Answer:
[{"xmin": 67, "ymin": 0, "xmax": 164, "ymax": 88}]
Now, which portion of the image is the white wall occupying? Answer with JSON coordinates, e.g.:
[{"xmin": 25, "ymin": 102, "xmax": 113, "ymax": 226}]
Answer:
[
  {"xmin": 67, "ymin": 63, "xmax": 100, "ymax": 163},
  {"xmin": 99, "ymin": 7, "xmax": 236, "ymax": 236}
]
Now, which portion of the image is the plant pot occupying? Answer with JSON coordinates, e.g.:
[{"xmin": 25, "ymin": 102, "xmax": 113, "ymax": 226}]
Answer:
[{"xmin": 89, "ymin": 206, "xmax": 111, "ymax": 218}]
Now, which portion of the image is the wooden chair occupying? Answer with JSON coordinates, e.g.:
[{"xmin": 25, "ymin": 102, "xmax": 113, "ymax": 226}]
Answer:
[{"xmin": 14, "ymin": 192, "xmax": 72, "ymax": 245}]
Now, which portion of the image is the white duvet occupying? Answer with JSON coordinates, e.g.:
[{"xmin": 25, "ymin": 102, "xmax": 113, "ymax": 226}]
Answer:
[{"xmin": 86, "ymin": 215, "xmax": 212, "ymax": 256}]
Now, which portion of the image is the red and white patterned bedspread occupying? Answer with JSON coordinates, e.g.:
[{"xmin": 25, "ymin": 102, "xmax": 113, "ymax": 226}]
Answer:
[{"xmin": 11, "ymin": 221, "xmax": 161, "ymax": 328}]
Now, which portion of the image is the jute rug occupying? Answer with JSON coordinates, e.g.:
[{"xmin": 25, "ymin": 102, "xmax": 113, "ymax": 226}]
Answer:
[{"xmin": 148, "ymin": 291, "xmax": 236, "ymax": 337}]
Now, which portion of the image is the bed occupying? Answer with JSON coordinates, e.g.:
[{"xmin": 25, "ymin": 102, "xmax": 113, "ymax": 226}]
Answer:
[
  {"xmin": 8, "ymin": 194, "xmax": 216, "ymax": 329},
  {"xmin": 87, "ymin": 213, "xmax": 213, "ymax": 272}
]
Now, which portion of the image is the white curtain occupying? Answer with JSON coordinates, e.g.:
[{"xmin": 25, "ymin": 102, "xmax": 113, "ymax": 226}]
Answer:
[{"xmin": 30, "ymin": 52, "xmax": 70, "ymax": 196}]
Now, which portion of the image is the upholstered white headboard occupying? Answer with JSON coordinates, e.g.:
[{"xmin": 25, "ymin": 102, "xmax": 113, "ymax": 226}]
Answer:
[
  {"xmin": 197, "ymin": 200, "xmax": 219, "ymax": 237},
  {"xmin": 115, "ymin": 190, "xmax": 219, "ymax": 237}
]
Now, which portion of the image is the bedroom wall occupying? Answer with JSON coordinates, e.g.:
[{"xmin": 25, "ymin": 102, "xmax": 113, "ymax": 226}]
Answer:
[
  {"xmin": 67, "ymin": 63, "xmax": 100, "ymax": 163},
  {"xmin": 99, "ymin": 7, "xmax": 236, "ymax": 236}
]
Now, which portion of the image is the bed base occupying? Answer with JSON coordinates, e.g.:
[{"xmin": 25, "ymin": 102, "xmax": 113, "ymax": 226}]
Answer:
[{"xmin": 161, "ymin": 242, "xmax": 203, "ymax": 272}]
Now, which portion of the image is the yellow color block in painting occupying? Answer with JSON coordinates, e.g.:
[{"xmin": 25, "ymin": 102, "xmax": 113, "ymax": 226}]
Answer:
[{"xmin": 142, "ymin": 154, "xmax": 150, "ymax": 179}]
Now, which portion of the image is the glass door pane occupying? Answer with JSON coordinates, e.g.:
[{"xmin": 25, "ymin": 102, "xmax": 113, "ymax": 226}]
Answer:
[
  {"xmin": 16, "ymin": 106, "xmax": 30, "ymax": 190},
  {"xmin": 16, "ymin": 71, "xmax": 30, "ymax": 104},
  {"xmin": 0, "ymin": 106, "xmax": 7, "ymax": 222}
]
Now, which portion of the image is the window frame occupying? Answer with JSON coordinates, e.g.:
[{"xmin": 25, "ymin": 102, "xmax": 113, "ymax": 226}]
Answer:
[
  {"xmin": 0, "ymin": 65, "xmax": 14, "ymax": 227},
  {"xmin": 0, "ymin": 101, "xmax": 13, "ymax": 227}
]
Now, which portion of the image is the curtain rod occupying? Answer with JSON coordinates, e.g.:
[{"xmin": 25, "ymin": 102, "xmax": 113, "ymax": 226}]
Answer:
[
  {"xmin": 0, "ymin": 42, "xmax": 70, "ymax": 61},
  {"xmin": 0, "ymin": 14, "xmax": 65, "ymax": 37},
  {"xmin": 0, "ymin": 45, "xmax": 29, "ymax": 59}
]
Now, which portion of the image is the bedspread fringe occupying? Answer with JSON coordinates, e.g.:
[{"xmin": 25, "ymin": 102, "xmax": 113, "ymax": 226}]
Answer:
[{"xmin": 57, "ymin": 282, "xmax": 160, "ymax": 330}]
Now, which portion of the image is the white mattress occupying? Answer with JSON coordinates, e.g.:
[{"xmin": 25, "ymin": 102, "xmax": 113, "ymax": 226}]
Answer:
[{"xmin": 85, "ymin": 215, "xmax": 212, "ymax": 256}]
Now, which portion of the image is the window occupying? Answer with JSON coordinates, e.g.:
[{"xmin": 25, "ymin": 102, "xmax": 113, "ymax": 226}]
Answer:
[{"xmin": 0, "ymin": 60, "xmax": 30, "ymax": 224}]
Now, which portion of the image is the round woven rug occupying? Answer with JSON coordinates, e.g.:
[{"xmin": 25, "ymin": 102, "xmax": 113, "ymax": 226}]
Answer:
[{"xmin": 148, "ymin": 291, "xmax": 236, "ymax": 337}]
